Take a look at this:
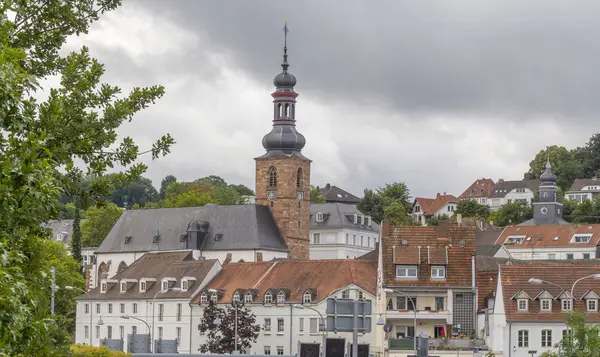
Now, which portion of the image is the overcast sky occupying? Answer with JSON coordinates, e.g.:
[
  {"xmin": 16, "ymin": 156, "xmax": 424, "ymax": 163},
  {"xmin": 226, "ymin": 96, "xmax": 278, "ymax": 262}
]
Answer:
[{"xmin": 61, "ymin": 0, "xmax": 600, "ymax": 199}]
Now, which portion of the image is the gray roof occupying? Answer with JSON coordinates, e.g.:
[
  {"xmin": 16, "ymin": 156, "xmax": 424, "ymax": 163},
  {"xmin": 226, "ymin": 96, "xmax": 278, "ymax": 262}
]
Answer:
[
  {"xmin": 80, "ymin": 250, "xmax": 219, "ymax": 300},
  {"xmin": 43, "ymin": 219, "xmax": 88, "ymax": 245},
  {"xmin": 519, "ymin": 217, "xmax": 570, "ymax": 226},
  {"xmin": 476, "ymin": 230, "xmax": 503, "ymax": 257},
  {"xmin": 567, "ymin": 178, "xmax": 600, "ymax": 192},
  {"xmin": 476, "ymin": 255, "xmax": 600, "ymax": 272},
  {"xmin": 317, "ymin": 184, "xmax": 361, "ymax": 204},
  {"xmin": 488, "ymin": 179, "xmax": 540, "ymax": 198},
  {"xmin": 96, "ymin": 204, "xmax": 288, "ymax": 254},
  {"xmin": 310, "ymin": 203, "xmax": 379, "ymax": 232}
]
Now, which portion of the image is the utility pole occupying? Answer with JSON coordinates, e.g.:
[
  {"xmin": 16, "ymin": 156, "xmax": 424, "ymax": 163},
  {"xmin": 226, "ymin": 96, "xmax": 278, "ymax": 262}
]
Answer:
[
  {"xmin": 352, "ymin": 300, "xmax": 359, "ymax": 357},
  {"xmin": 50, "ymin": 266, "xmax": 56, "ymax": 315}
]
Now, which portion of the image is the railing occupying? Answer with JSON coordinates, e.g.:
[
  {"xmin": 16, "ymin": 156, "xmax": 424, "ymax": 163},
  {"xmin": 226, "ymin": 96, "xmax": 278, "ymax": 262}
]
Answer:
[{"xmin": 389, "ymin": 339, "xmax": 485, "ymax": 351}]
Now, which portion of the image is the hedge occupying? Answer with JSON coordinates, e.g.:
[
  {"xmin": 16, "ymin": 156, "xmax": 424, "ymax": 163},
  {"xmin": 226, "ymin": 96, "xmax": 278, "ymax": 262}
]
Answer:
[{"xmin": 70, "ymin": 345, "xmax": 131, "ymax": 357}]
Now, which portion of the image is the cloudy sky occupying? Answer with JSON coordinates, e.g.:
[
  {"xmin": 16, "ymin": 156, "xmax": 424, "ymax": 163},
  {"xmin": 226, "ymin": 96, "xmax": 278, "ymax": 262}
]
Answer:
[{"xmin": 62, "ymin": 0, "xmax": 600, "ymax": 199}]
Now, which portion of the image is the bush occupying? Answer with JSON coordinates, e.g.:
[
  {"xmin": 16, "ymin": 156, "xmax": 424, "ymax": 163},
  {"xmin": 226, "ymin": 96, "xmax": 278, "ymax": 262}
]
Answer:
[{"xmin": 70, "ymin": 345, "xmax": 131, "ymax": 357}]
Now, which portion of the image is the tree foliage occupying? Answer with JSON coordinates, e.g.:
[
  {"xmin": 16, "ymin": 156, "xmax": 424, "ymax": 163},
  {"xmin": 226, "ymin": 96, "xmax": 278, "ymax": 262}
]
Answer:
[
  {"xmin": 540, "ymin": 313, "xmax": 600, "ymax": 357},
  {"xmin": 358, "ymin": 182, "xmax": 412, "ymax": 224},
  {"xmin": 455, "ymin": 199, "xmax": 489, "ymax": 218},
  {"xmin": 198, "ymin": 300, "xmax": 261, "ymax": 354},
  {"xmin": 81, "ymin": 203, "xmax": 124, "ymax": 247},
  {"xmin": 524, "ymin": 145, "xmax": 583, "ymax": 191},
  {"xmin": 159, "ymin": 175, "xmax": 177, "ymax": 199},
  {"xmin": 310, "ymin": 185, "xmax": 326, "ymax": 203},
  {"xmin": 488, "ymin": 202, "xmax": 533, "ymax": 226},
  {"xmin": 108, "ymin": 175, "xmax": 158, "ymax": 209}
]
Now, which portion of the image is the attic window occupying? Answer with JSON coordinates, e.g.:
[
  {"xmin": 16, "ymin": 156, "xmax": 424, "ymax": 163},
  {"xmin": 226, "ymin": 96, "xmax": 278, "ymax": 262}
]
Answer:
[
  {"xmin": 233, "ymin": 292, "xmax": 240, "ymax": 303},
  {"xmin": 124, "ymin": 236, "xmax": 132, "ymax": 244},
  {"xmin": 211, "ymin": 294, "xmax": 218, "ymax": 303},
  {"xmin": 139, "ymin": 280, "xmax": 146, "ymax": 292},
  {"xmin": 101, "ymin": 282, "xmax": 107, "ymax": 293},
  {"xmin": 316, "ymin": 212, "xmax": 324, "ymax": 223},
  {"xmin": 120, "ymin": 282, "xmax": 127, "ymax": 293},
  {"xmin": 506, "ymin": 235, "xmax": 525, "ymax": 244},
  {"xmin": 303, "ymin": 291, "xmax": 312, "ymax": 304},
  {"xmin": 153, "ymin": 234, "xmax": 161, "ymax": 244},
  {"xmin": 180, "ymin": 234, "xmax": 188, "ymax": 242},
  {"xmin": 214, "ymin": 234, "xmax": 223, "ymax": 241},
  {"xmin": 181, "ymin": 280, "xmax": 188, "ymax": 291},
  {"xmin": 264, "ymin": 292, "xmax": 273, "ymax": 304},
  {"xmin": 353, "ymin": 214, "xmax": 358, "ymax": 224},
  {"xmin": 361, "ymin": 216, "xmax": 365, "ymax": 225},
  {"xmin": 56, "ymin": 232, "xmax": 67, "ymax": 241},
  {"xmin": 572, "ymin": 234, "xmax": 592, "ymax": 243},
  {"xmin": 245, "ymin": 293, "xmax": 253, "ymax": 304},
  {"xmin": 200, "ymin": 293, "xmax": 207, "ymax": 304},
  {"xmin": 517, "ymin": 299, "xmax": 528, "ymax": 312},
  {"xmin": 162, "ymin": 280, "xmax": 169, "ymax": 292},
  {"xmin": 366, "ymin": 216, "xmax": 371, "ymax": 226},
  {"xmin": 277, "ymin": 291, "xmax": 286, "ymax": 303}
]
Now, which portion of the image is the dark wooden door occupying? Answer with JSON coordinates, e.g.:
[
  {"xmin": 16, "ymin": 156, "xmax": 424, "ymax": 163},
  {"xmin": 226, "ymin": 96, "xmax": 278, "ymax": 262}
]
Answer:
[
  {"xmin": 326, "ymin": 338, "xmax": 345, "ymax": 357},
  {"xmin": 349, "ymin": 344, "xmax": 369, "ymax": 357},
  {"xmin": 301, "ymin": 343, "xmax": 320, "ymax": 357}
]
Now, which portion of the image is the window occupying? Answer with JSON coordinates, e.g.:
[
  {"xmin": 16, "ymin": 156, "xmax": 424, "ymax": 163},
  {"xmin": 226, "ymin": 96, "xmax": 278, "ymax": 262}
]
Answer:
[
  {"xmin": 96, "ymin": 303, "xmax": 100, "ymax": 314},
  {"xmin": 264, "ymin": 318, "xmax": 271, "ymax": 332},
  {"xmin": 158, "ymin": 303, "xmax": 164, "ymax": 321},
  {"xmin": 120, "ymin": 326, "xmax": 124, "ymax": 340},
  {"xmin": 360, "ymin": 236, "xmax": 364, "ymax": 246},
  {"xmin": 181, "ymin": 280, "xmax": 188, "ymax": 291},
  {"xmin": 84, "ymin": 326, "xmax": 89, "ymax": 339},
  {"xmin": 277, "ymin": 291, "xmax": 285, "ymax": 303},
  {"xmin": 368, "ymin": 237, "xmax": 371, "ymax": 247},
  {"xmin": 200, "ymin": 294, "xmax": 207, "ymax": 304},
  {"xmin": 101, "ymin": 282, "xmax": 107, "ymax": 293},
  {"xmin": 518, "ymin": 330, "xmax": 529, "ymax": 348},
  {"xmin": 342, "ymin": 290, "xmax": 350, "ymax": 299},
  {"xmin": 353, "ymin": 234, "xmax": 357, "ymax": 245},
  {"xmin": 588, "ymin": 299, "xmax": 598, "ymax": 312},
  {"xmin": 264, "ymin": 292, "xmax": 273, "ymax": 304},
  {"xmin": 139, "ymin": 280, "xmax": 146, "ymax": 292},
  {"xmin": 245, "ymin": 293, "xmax": 253, "ymax": 304},
  {"xmin": 548, "ymin": 253, "xmax": 556, "ymax": 260},
  {"xmin": 176, "ymin": 303, "xmax": 182, "ymax": 321},
  {"xmin": 268, "ymin": 166, "xmax": 277, "ymax": 188},
  {"xmin": 358, "ymin": 291, "xmax": 364, "ymax": 300},
  {"xmin": 506, "ymin": 236, "xmax": 525, "ymax": 244},
  {"xmin": 572, "ymin": 234, "xmax": 592, "ymax": 243},
  {"xmin": 541, "ymin": 299, "xmax": 551, "ymax": 312},
  {"xmin": 303, "ymin": 291, "xmax": 312, "ymax": 304},
  {"xmin": 277, "ymin": 318, "xmax": 284, "ymax": 333},
  {"xmin": 132, "ymin": 326, "xmax": 137, "ymax": 335},
  {"xmin": 310, "ymin": 318, "xmax": 325, "ymax": 333},
  {"xmin": 176, "ymin": 327, "xmax": 181, "ymax": 346},
  {"xmin": 265, "ymin": 346, "xmax": 271, "ymax": 355},
  {"xmin": 211, "ymin": 294, "xmax": 217, "ymax": 303},
  {"xmin": 541, "ymin": 330, "xmax": 552, "ymax": 348},
  {"xmin": 133, "ymin": 303, "xmax": 138, "ymax": 314},
  {"xmin": 120, "ymin": 303, "xmax": 125, "ymax": 314},
  {"xmin": 107, "ymin": 326, "xmax": 112, "ymax": 339},
  {"xmin": 95, "ymin": 326, "xmax": 100, "ymax": 339},
  {"xmin": 316, "ymin": 212, "xmax": 323, "ymax": 223},
  {"xmin": 396, "ymin": 265, "xmax": 418, "ymax": 279},
  {"xmin": 299, "ymin": 317, "xmax": 304, "ymax": 333},
  {"xmin": 108, "ymin": 303, "xmax": 113, "ymax": 314},
  {"xmin": 346, "ymin": 234, "xmax": 350, "ymax": 244},
  {"xmin": 431, "ymin": 266, "xmax": 446, "ymax": 279},
  {"xmin": 313, "ymin": 233, "xmax": 320, "ymax": 244},
  {"xmin": 277, "ymin": 346, "xmax": 284, "ymax": 355},
  {"xmin": 584, "ymin": 253, "xmax": 591, "ymax": 259},
  {"xmin": 296, "ymin": 168, "xmax": 303, "ymax": 189},
  {"xmin": 517, "ymin": 299, "xmax": 528, "ymax": 312},
  {"xmin": 397, "ymin": 296, "xmax": 416, "ymax": 311},
  {"xmin": 158, "ymin": 327, "xmax": 163, "ymax": 340},
  {"xmin": 120, "ymin": 282, "xmax": 127, "ymax": 293},
  {"xmin": 567, "ymin": 254, "xmax": 574, "ymax": 260},
  {"xmin": 162, "ymin": 280, "xmax": 169, "ymax": 291},
  {"xmin": 447, "ymin": 205, "xmax": 454, "ymax": 212},
  {"xmin": 84, "ymin": 303, "xmax": 89, "ymax": 314},
  {"xmin": 562, "ymin": 299, "xmax": 572, "ymax": 311},
  {"xmin": 435, "ymin": 297, "xmax": 444, "ymax": 310}
]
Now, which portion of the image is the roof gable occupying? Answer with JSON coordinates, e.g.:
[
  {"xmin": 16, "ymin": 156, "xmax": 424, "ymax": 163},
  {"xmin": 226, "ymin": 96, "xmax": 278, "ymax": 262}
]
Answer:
[
  {"xmin": 511, "ymin": 290, "xmax": 531, "ymax": 300},
  {"xmin": 533, "ymin": 290, "xmax": 554, "ymax": 300},
  {"xmin": 459, "ymin": 178, "xmax": 496, "ymax": 199},
  {"xmin": 414, "ymin": 195, "xmax": 459, "ymax": 216},
  {"xmin": 568, "ymin": 178, "xmax": 600, "ymax": 192},
  {"xmin": 581, "ymin": 290, "xmax": 600, "ymax": 300}
]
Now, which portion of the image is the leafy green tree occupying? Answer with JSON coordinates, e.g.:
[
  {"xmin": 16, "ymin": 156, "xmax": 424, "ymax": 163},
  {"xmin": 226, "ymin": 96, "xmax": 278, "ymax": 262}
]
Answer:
[
  {"xmin": 488, "ymin": 202, "xmax": 533, "ymax": 226},
  {"xmin": 230, "ymin": 184, "xmax": 254, "ymax": 196},
  {"xmin": 310, "ymin": 185, "xmax": 326, "ymax": 203},
  {"xmin": 540, "ymin": 313, "xmax": 600, "ymax": 357},
  {"xmin": 162, "ymin": 191, "xmax": 214, "ymax": 208},
  {"xmin": 198, "ymin": 300, "xmax": 261, "ymax": 354},
  {"xmin": 81, "ymin": 204, "xmax": 124, "ymax": 247},
  {"xmin": 159, "ymin": 175, "xmax": 177, "ymax": 199},
  {"xmin": 524, "ymin": 145, "xmax": 583, "ymax": 191},
  {"xmin": 108, "ymin": 175, "xmax": 158, "ymax": 208},
  {"xmin": 383, "ymin": 202, "xmax": 414, "ymax": 226},
  {"xmin": 212, "ymin": 186, "xmax": 242, "ymax": 205},
  {"xmin": 195, "ymin": 175, "xmax": 228, "ymax": 187},
  {"xmin": 576, "ymin": 133, "xmax": 600, "ymax": 179},
  {"xmin": 71, "ymin": 198, "xmax": 83, "ymax": 263},
  {"xmin": 379, "ymin": 182, "xmax": 412, "ymax": 213},
  {"xmin": 358, "ymin": 188, "xmax": 385, "ymax": 223},
  {"xmin": 455, "ymin": 199, "xmax": 489, "ymax": 218}
]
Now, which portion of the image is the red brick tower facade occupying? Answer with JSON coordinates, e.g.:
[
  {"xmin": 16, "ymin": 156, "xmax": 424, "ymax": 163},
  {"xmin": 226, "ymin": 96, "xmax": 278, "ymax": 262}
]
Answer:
[{"xmin": 255, "ymin": 22, "xmax": 311, "ymax": 259}]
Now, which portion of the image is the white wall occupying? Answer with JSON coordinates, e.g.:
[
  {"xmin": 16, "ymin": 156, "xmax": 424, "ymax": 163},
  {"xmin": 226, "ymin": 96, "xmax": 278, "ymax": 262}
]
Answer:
[
  {"xmin": 504, "ymin": 322, "xmax": 567, "ymax": 357},
  {"xmin": 489, "ymin": 189, "xmax": 535, "ymax": 211},
  {"xmin": 309, "ymin": 228, "xmax": 378, "ymax": 260},
  {"xmin": 434, "ymin": 203, "xmax": 456, "ymax": 218},
  {"xmin": 505, "ymin": 247, "xmax": 597, "ymax": 260}
]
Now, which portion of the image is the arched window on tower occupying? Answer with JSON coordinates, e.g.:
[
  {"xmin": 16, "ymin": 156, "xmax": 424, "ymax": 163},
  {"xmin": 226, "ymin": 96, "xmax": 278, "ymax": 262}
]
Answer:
[
  {"xmin": 296, "ymin": 168, "xmax": 303, "ymax": 190},
  {"xmin": 268, "ymin": 166, "xmax": 277, "ymax": 189},
  {"xmin": 285, "ymin": 103, "xmax": 290, "ymax": 117},
  {"xmin": 277, "ymin": 103, "xmax": 282, "ymax": 118},
  {"xmin": 291, "ymin": 104, "xmax": 295, "ymax": 119}
]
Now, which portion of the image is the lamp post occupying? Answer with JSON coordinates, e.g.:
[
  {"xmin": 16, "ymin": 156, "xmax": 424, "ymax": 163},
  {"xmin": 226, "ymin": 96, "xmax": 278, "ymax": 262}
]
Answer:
[
  {"xmin": 65, "ymin": 285, "xmax": 93, "ymax": 346},
  {"xmin": 121, "ymin": 315, "xmax": 151, "ymax": 334},
  {"xmin": 384, "ymin": 288, "xmax": 417, "ymax": 353},
  {"xmin": 294, "ymin": 304, "xmax": 327, "ymax": 357},
  {"xmin": 208, "ymin": 288, "xmax": 239, "ymax": 353},
  {"xmin": 151, "ymin": 287, "xmax": 182, "ymax": 353}
]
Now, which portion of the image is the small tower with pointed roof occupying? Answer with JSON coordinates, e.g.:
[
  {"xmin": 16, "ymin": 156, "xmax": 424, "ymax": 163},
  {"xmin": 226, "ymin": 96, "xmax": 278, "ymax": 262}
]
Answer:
[
  {"xmin": 531, "ymin": 159, "xmax": 564, "ymax": 225},
  {"xmin": 255, "ymin": 21, "xmax": 311, "ymax": 259}
]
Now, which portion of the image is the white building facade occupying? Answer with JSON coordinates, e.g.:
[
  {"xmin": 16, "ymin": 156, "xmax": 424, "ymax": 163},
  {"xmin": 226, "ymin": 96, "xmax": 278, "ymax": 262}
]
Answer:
[{"xmin": 487, "ymin": 179, "xmax": 539, "ymax": 211}]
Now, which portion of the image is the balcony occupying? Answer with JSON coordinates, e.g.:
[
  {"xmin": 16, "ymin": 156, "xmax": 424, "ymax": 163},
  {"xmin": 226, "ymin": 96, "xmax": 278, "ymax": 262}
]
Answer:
[{"xmin": 385, "ymin": 309, "xmax": 452, "ymax": 321}]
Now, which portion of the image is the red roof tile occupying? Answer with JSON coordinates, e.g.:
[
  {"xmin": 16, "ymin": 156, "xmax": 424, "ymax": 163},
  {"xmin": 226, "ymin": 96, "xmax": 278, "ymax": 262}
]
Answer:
[
  {"xmin": 414, "ymin": 194, "xmax": 459, "ymax": 216},
  {"xmin": 495, "ymin": 224, "xmax": 600, "ymax": 248},
  {"xmin": 459, "ymin": 178, "xmax": 495, "ymax": 199}
]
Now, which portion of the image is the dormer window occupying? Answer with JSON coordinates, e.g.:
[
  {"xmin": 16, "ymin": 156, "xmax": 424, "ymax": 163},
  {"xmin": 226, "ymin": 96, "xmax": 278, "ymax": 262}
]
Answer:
[
  {"xmin": 562, "ymin": 299, "xmax": 572, "ymax": 311},
  {"xmin": 124, "ymin": 236, "xmax": 132, "ymax": 244},
  {"xmin": 245, "ymin": 293, "xmax": 253, "ymax": 304},
  {"xmin": 101, "ymin": 282, "xmax": 107, "ymax": 293},
  {"xmin": 540, "ymin": 299, "xmax": 552, "ymax": 312},
  {"xmin": 303, "ymin": 291, "xmax": 312, "ymax": 304},
  {"xmin": 517, "ymin": 299, "xmax": 528, "ymax": 312},
  {"xmin": 264, "ymin": 292, "xmax": 273, "ymax": 304},
  {"xmin": 572, "ymin": 234, "xmax": 592, "ymax": 243},
  {"xmin": 353, "ymin": 214, "xmax": 358, "ymax": 224},
  {"xmin": 361, "ymin": 215, "xmax": 365, "ymax": 225},
  {"xmin": 277, "ymin": 291, "xmax": 286, "ymax": 303},
  {"xmin": 139, "ymin": 280, "xmax": 146, "ymax": 292},
  {"xmin": 396, "ymin": 265, "xmax": 418, "ymax": 279},
  {"xmin": 162, "ymin": 280, "xmax": 169, "ymax": 292},
  {"xmin": 200, "ymin": 293, "xmax": 207, "ymax": 304},
  {"xmin": 120, "ymin": 282, "xmax": 127, "ymax": 293},
  {"xmin": 366, "ymin": 216, "xmax": 371, "ymax": 226},
  {"xmin": 431, "ymin": 266, "xmax": 446, "ymax": 279},
  {"xmin": 233, "ymin": 292, "xmax": 240, "ymax": 303},
  {"xmin": 506, "ymin": 235, "xmax": 525, "ymax": 244},
  {"xmin": 56, "ymin": 232, "xmax": 67, "ymax": 241},
  {"xmin": 211, "ymin": 294, "xmax": 218, "ymax": 303},
  {"xmin": 181, "ymin": 280, "xmax": 188, "ymax": 291},
  {"xmin": 316, "ymin": 212, "xmax": 324, "ymax": 223},
  {"xmin": 588, "ymin": 299, "xmax": 598, "ymax": 312}
]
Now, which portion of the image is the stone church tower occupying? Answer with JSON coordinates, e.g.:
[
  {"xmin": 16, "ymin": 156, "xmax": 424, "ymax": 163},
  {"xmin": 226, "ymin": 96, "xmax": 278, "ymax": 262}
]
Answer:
[{"xmin": 255, "ymin": 23, "xmax": 311, "ymax": 259}]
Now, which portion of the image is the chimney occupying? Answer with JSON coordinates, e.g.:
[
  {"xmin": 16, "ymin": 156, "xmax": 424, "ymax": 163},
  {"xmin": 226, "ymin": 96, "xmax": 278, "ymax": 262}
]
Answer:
[
  {"xmin": 326, "ymin": 183, "xmax": 331, "ymax": 190},
  {"xmin": 437, "ymin": 193, "xmax": 441, "ymax": 198},
  {"xmin": 457, "ymin": 213, "xmax": 462, "ymax": 226},
  {"xmin": 438, "ymin": 221, "xmax": 450, "ymax": 239}
]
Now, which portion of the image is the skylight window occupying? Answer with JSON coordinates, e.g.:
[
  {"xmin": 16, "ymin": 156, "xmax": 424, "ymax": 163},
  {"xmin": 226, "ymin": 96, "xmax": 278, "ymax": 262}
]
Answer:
[
  {"xmin": 572, "ymin": 234, "xmax": 592, "ymax": 243},
  {"xmin": 506, "ymin": 236, "xmax": 525, "ymax": 244}
]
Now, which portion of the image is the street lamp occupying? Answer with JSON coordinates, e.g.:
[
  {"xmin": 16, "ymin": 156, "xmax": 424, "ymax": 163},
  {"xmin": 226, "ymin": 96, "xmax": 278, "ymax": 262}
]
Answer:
[
  {"xmin": 384, "ymin": 288, "xmax": 417, "ymax": 353},
  {"xmin": 208, "ymin": 288, "xmax": 240, "ymax": 353},
  {"xmin": 97, "ymin": 317, "xmax": 104, "ymax": 326},
  {"xmin": 294, "ymin": 304, "xmax": 327, "ymax": 357},
  {"xmin": 65, "ymin": 285, "xmax": 93, "ymax": 346},
  {"xmin": 152, "ymin": 287, "xmax": 182, "ymax": 354},
  {"xmin": 376, "ymin": 315, "xmax": 385, "ymax": 326},
  {"xmin": 121, "ymin": 315, "xmax": 151, "ymax": 334}
]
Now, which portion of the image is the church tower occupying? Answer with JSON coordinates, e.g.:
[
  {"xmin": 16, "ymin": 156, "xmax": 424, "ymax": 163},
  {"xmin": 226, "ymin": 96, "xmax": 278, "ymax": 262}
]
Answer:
[
  {"xmin": 255, "ymin": 22, "xmax": 311, "ymax": 259},
  {"xmin": 532, "ymin": 159, "xmax": 564, "ymax": 225}
]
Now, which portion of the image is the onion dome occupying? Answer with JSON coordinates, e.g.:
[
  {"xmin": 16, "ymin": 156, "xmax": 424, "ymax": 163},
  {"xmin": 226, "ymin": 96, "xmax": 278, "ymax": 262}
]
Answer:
[{"xmin": 540, "ymin": 159, "xmax": 557, "ymax": 183}]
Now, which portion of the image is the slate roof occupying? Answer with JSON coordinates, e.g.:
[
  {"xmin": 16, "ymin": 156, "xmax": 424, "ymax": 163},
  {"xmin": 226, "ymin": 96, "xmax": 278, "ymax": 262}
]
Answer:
[
  {"xmin": 500, "ymin": 265, "xmax": 600, "ymax": 322},
  {"xmin": 413, "ymin": 194, "xmax": 459, "ymax": 216},
  {"xmin": 459, "ymin": 178, "xmax": 496, "ymax": 199},
  {"xmin": 78, "ymin": 250, "xmax": 219, "ymax": 300},
  {"xmin": 488, "ymin": 179, "xmax": 540, "ymax": 198},
  {"xmin": 43, "ymin": 219, "xmax": 88, "ymax": 246},
  {"xmin": 567, "ymin": 178, "xmax": 600, "ymax": 192},
  {"xmin": 381, "ymin": 221, "xmax": 476, "ymax": 288},
  {"xmin": 192, "ymin": 259, "xmax": 377, "ymax": 304},
  {"xmin": 476, "ymin": 230, "xmax": 503, "ymax": 257},
  {"xmin": 310, "ymin": 203, "xmax": 379, "ymax": 232},
  {"xmin": 317, "ymin": 184, "xmax": 361, "ymax": 204},
  {"xmin": 494, "ymin": 224, "xmax": 600, "ymax": 248},
  {"xmin": 95, "ymin": 204, "xmax": 288, "ymax": 254},
  {"xmin": 357, "ymin": 242, "xmax": 378, "ymax": 260}
]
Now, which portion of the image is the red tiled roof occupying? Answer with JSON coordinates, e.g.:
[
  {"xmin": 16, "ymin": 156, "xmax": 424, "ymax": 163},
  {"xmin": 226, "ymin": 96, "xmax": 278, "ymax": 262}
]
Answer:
[
  {"xmin": 414, "ymin": 194, "xmax": 459, "ymax": 216},
  {"xmin": 459, "ymin": 178, "xmax": 495, "ymax": 199},
  {"xmin": 192, "ymin": 259, "xmax": 377, "ymax": 304},
  {"xmin": 495, "ymin": 224, "xmax": 600, "ymax": 248},
  {"xmin": 500, "ymin": 265, "xmax": 600, "ymax": 322},
  {"xmin": 381, "ymin": 221, "xmax": 476, "ymax": 288},
  {"xmin": 477, "ymin": 271, "xmax": 497, "ymax": 311}
]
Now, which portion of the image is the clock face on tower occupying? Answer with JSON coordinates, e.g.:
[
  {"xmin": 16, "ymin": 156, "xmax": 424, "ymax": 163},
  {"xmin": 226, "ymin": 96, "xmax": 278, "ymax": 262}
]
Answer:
[
  {"xmin": 268, "ymin": 191, "xmax": 276, "ymax": 201},
  {"xmin": 297, "ymin": 191, "xmax": 303, "ymax": 200},
  {"xmin": 541, "ymin": 207, "xmax": 548, "ymax": 215}
]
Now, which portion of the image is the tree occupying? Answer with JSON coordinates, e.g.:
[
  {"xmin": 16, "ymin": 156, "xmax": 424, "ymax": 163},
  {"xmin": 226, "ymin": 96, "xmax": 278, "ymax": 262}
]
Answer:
[
  {"xmin": 358, "ymin": 189, "xmax": 385, "ymax": 223},
  {"xmin": 455, "ymin": 199, "xmax": 489, "ymax": 218},
  {"xmin": 159, "ymin": 175, "xmax": 177, "ymax": 199},
  {"xmin": 71, "ymin": 197, "xmax": 83, "ymax": 263},
  {"xmin": 198, "ymin": 300, "xmax": 261, "ymax": 354},
  {"xmin": 195, "ymin": 175, "xmax": 228, "ymax": 187},
  {"xmin": 229, "ymin": 184, "xmax": 254, "ymax": 196},
  {"xmin": 108, "ymin": 175, "xmax": 158, "ymax": 208},
  {"xmin": 487, "ymin": 202, "xmax": 533, "ymax": 226},
  {"xmin": 524, "ymin": 145, "xmax": 583, "ymax": 191},
  {"xmin": 540, "ymin": 313, "xmax": 600, "ymax": 357},
  {"xmin": 577, "ymin": 133, "xmax": 600, "ymax": 179},
  {"xmin": 378, "ymin": 182, "xmax": 412, "ymax": 213},
  {"xmin": 81, "ymin": 204, "xmax": 124, "ymax": 247},
  {"xmin": 211, "ymin": 186, "xmax": 242, "ymax": 205},
  {"xmin": 310, "ymin": 185, "xmax": 326, "ymax": 203},
  {"xmin": 383, "ymin": 202, "xmax": 414, "ymax": 226}
]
